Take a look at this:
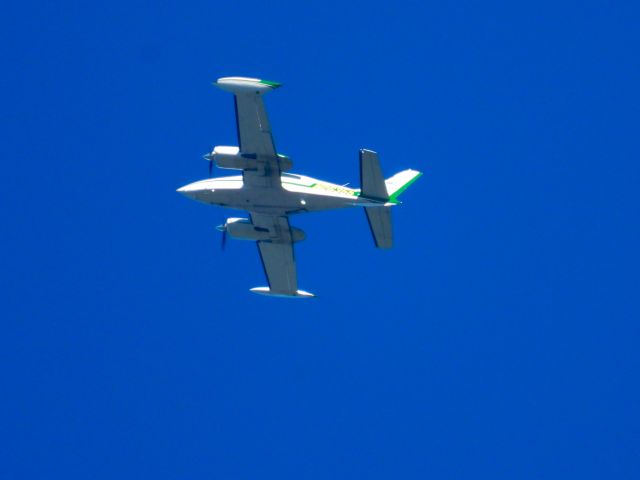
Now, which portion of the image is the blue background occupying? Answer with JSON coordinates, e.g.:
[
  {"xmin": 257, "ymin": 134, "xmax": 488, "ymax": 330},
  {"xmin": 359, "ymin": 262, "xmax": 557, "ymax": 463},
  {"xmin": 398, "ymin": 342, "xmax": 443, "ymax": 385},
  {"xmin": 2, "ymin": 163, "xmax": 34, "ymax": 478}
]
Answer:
[{"xmin": 2, "ymin": 1, "xmax": 639, "ymax": 478}]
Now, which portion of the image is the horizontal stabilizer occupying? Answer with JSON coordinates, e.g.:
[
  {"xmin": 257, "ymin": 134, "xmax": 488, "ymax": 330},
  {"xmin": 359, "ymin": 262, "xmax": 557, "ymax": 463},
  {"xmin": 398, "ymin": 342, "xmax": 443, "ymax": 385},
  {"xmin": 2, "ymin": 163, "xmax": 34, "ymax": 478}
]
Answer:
[
  {"xmin": 250, "ymin": 287, "xmax": 315, "ymax": 298},
  {"xmin": 365, "ymin": 206, "xmax": 393, "ymax": 249},
  {"xmin": 359, "ymin": 149, "xmax": 389, "ymax": 201}
]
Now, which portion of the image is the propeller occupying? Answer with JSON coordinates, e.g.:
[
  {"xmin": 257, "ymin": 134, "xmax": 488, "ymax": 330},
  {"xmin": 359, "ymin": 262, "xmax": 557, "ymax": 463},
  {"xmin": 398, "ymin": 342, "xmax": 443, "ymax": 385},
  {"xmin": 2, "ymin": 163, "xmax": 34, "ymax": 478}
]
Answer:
[
  {"xmin": 203, "ymin": 150, "xmax": 215, "ymax": 177},
  {"xmin": 216, "ymin": 222, "xmax": 227, "ymax": 251}
]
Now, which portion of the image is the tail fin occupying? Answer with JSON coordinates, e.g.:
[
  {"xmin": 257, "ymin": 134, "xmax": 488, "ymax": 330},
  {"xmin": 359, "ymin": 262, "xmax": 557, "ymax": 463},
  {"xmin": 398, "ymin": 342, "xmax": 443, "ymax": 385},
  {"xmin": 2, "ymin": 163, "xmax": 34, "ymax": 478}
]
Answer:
[
  {"xmin": 358, "ymin": 150, "xmax": 422, "ymax": 249},
  {"xmin": 385, "ymin": 169, "xmax": 423, "ymax": 202}
]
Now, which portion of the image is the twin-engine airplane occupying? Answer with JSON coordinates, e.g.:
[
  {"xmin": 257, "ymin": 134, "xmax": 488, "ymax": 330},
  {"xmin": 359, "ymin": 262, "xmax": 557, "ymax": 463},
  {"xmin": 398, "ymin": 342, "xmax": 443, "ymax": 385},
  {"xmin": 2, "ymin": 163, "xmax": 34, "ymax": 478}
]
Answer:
[{"xmin": 178, "ymin": 77, "xmax": 422, "ymax": 298}]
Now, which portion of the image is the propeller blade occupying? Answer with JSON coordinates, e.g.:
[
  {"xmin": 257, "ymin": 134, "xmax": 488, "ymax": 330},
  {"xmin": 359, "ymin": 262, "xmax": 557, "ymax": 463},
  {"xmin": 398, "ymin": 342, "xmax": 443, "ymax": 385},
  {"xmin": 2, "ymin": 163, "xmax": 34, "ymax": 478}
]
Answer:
[
  {"xmin": 208, "ymin": 160, "xmax": 213, "ymax": 177},
  {"xmin": 221, "ymin": 229, "xmax": 227, "ymax": 250}
]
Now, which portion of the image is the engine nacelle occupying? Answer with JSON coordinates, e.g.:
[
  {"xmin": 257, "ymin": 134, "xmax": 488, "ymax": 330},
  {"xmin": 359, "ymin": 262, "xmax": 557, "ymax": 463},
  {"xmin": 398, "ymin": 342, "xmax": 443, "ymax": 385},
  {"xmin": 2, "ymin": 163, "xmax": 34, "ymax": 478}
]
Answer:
[
  {"xmin": 225, "ymin": 218, "xmax": 270, "ymax": 241},
  {"xmin": 224, "ymin": 218, "xmax": 305, "ymax": 242},
  {"xmin": 207, "ymin": 146, "xmax": 293, "ymax": 171},
  {"xmin": 209, "ymin": 146, "xmax": 256, "ymax": 170}
]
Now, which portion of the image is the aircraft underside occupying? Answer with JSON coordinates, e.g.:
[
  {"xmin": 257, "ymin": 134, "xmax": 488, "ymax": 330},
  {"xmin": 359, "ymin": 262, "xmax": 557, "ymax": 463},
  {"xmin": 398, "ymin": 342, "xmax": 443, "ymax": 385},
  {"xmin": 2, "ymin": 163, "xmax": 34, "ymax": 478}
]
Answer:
[{"xmin": 192, "ymin": 185, "xmax": 361, "ymax": 215}]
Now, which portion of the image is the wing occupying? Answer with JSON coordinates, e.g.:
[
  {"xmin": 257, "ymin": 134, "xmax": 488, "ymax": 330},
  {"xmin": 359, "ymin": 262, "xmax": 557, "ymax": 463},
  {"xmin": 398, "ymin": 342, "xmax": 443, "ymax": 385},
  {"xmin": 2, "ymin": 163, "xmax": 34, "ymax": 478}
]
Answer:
[
  {"xmin": 215, "ymin": 77, "xmax": 292, "ymax": 189},
  {"xmin": 251, "ymin": 213, "xmax": 298, "ymax": 295},
  {"xmin": 234, "ymin": 91, "xmax": 276, "ymax": 156}
]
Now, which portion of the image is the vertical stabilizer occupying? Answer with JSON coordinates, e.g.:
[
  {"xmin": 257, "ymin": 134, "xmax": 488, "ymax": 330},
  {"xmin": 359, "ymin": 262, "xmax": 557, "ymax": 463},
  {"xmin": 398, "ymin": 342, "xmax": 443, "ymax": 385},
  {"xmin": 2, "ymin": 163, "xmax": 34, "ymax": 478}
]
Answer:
[{"xmin": 385, "ymin": 169, "xmax": 423, "ymax": 202}]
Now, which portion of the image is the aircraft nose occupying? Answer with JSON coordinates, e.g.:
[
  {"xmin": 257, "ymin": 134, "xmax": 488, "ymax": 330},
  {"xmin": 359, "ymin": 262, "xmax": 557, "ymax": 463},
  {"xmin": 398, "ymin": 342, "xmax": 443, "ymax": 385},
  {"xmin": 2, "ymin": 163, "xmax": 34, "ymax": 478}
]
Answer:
[
  {"xmin": 177, "ymin": 184, "xmax": 198, "ymax": 199},
  {"xmin": 177, "ymin": 180, "xmax": 214, "ymax": 200}
]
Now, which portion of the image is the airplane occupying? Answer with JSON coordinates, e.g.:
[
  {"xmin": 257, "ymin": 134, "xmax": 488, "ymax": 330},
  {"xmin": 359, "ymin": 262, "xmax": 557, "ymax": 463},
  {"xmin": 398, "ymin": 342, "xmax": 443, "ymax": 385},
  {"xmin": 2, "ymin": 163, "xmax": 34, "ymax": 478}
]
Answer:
[{"xmin": 177, "ymin": 77, "xmax": 422, "ymax": 298}]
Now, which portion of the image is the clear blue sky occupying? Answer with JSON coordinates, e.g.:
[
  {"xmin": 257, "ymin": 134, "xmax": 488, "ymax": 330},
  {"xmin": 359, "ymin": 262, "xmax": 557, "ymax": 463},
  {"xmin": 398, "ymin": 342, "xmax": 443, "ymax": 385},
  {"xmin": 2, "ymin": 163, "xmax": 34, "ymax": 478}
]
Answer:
[{"xmin": 2, "ymin": 1, "xmax": 639, "ymax": 478}]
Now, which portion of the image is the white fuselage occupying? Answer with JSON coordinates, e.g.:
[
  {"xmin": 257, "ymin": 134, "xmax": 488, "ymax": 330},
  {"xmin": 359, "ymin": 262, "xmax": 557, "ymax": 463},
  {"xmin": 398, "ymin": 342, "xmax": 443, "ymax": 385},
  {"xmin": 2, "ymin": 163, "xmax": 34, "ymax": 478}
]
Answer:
[{"xmin": 178, "ymin": 172, "xmax": 391, "ymax": 215}]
